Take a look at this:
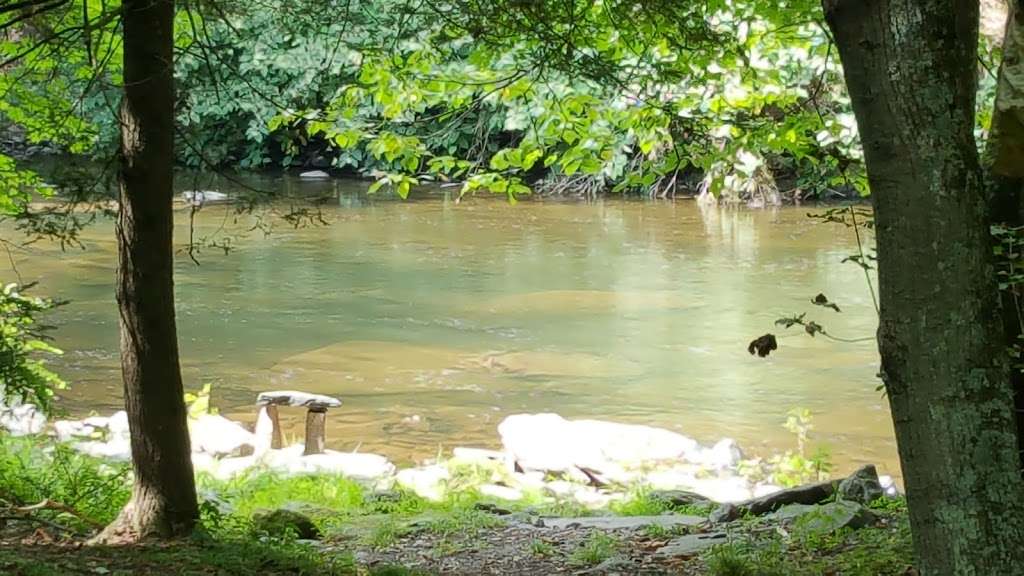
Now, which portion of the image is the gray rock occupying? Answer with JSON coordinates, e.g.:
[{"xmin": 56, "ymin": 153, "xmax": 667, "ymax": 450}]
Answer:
[
  {"xmin": 579, "ymin": 556, "xmax": 637, "ymax": 575},
  {"xmin": 838, "ymin": 464, "xmax": 884, "ymax": 504},
  {"xmin": 710, "ymin": 479, "xmax": 836, "ymax": 523},
  {"xmin": 299, "ymin": 170, "xmax": 330, "ymax": 180},
  {"xmin": 256, "ymin": 390, "xmax": 341, "ymax": 409},
  {"xmin": 709, "ymin": 503, "xmax": 739, "ymax": 524},
  {"xmin": 252, "ymin": 509, "xmax": 320, "ymax": 540},
  {"xmin": 539, "ymin": 514, "xmax": 704, "ymax": 530},
  {"xmin": 771, "ymin": 501, "xmax": 877, "ymax": 535},
  {"xmin": 649, "ymin": 489, "xmax": 713, "ymax": 508},
  {"xmin": 656, "ymin": 532, "xmax": 729, "ymax": 557}
]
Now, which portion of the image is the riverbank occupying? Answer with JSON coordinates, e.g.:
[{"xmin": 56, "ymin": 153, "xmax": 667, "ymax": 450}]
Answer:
[{"xmin": 0, "ymin": 426, "xmax": 913, "ymax": 575}]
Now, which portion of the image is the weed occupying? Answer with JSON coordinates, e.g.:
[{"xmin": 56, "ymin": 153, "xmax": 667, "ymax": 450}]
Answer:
[
  {"xmin": 529, "ymin": 539, "xmax": 557, "ymax": 557},
  {"xmin": 366, "ymin": 520, "xmax": 406, "ymax": 550},
  {"xmin": 569, "ymin": 532, "xmax": 620, "ymax": 566},
  {"xmin": 641, "ymin": 523, "xmax": 691, "ymax": 539}
]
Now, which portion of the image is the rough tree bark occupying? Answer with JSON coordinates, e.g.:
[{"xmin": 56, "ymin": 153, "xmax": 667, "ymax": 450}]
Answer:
[
  {"xmin": 988, "ymin": 0, "xmax": 1024, "ymax": 471},
  {"xmin": 823, "ymin": 1, "xmax": 1024, "ymax": 574},
  {"xmin": 92, "ymin": 0, "xmax": 198, "ymax": 542}
]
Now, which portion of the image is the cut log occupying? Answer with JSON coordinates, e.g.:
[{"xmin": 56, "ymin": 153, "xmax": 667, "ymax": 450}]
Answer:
[{"xmin": 303, "ymin": 408, "xmax": 327, "ymax": 456}]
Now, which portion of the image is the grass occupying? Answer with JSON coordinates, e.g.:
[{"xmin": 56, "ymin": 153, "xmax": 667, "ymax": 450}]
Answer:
[
  {"xmin": 529, "ymin": 539, "xmax": 557, "ymax": 557},
  {"xmin": 569, "ymin": 532, "xmax": 620, "ymax": 567},
  {"xmin": 0, "ymin": 538, "xmax": 356, "ymax": 576},
  {"xmin": 641, "ymin": 523, "xmax": 691, "ymax": 539},
  {"xmin": 0, "ymin": 436, "xmax": 915, "ymax": 575},
  {"xmin": 702, "ymin": 507, "xmax": 913, "ymax": 576},
  {"xmin": 609, "ymin": 486, "xmax": 714, "ymax": 518}
]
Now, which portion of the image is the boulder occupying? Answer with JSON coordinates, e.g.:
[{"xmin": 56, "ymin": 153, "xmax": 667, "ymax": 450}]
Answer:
[
  {"xmin": 498, "ymin": 413, "xmax": 701, "ymax": 475},
  {"xmin": 838, "ymin": 464, "xmax": 884, "ymax": 504},
  {"xmin": 263, "ymin": 446, "xmax": 396, "ymax": 481},
  {"xmin": 648, "ymin": 490, "xmax": 712, "ymax": 509},
  {"xmin": 695, "ymin": 439, "xmax": 744, "ymax": 470},
  {"xmin": 181, "ymin": 190, "xmax": 229, "ymax": 205},
  {"xmin": 656, "ymin": 532, "xmax": 728, "ymax": 557},
  {"xmin": 452, "ymin": 447, "xmax": 507, "ymax": 463},
  {"xmin": 396, "ymin": 465, "xmax": 450, "ymax": 501},
  {"xmin": 190, "ymin": 414, "xmax": 255, "ymax": 457},
  {"xmin": 53, "ymin": 419, "xmax": 101, "ymax": 442},
  {"xmin": 0, "ymin": 403, "xmax": 46, "ymax": 436},
  {"xmin": 252, "ymin": 509, "xmax": 320, "ymax": 540},
  {"xmin": 479, "ymin": 484, "xmax": 523, "ymax": 502},
  {"xmin": 685, "ymin": 476, "xmax": 752, "ymax": 503},
  {"xmin": 299, "ymin": 170, "xmax": 330, "ymax": 180},
  {"xmin": 771, "ymin": 501, "xmax": 877, "ymax": 535},
  {"xmin": 108, "ymin": 411, "xmax": 130, "ymax": 439},
  {"xmin": 710, "ymin": 479, "xmax": 836, "ymax": 523},
  {"xmin": 72, "ymin": 439, "xmax": 132, "ymax": 461}
]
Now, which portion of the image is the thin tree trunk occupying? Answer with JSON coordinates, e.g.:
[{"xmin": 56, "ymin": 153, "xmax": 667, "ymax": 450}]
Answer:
[
  {"xmin": 988, "ymin": 0, "xmax": 1024, "ymax": 471},
  {"xmin": 93, "ymin": 0, "xmax": 197, "ymax": 543},
  {"xmin": 824, "ymin": 1, "xmax": 1024, "ymax": 573}
]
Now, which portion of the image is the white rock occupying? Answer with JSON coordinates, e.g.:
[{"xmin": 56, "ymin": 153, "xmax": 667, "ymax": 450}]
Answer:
[
  {"xmin": 53, "ymin": 420, "xmax": 95, "ymax": 442},
  {"xmin": 396, "ymin": 465, "xmax": 450, "ymax": 501},
  {"xmin": 299, "ymin": 170, "xmax": 330, "ymax": 180},
  {"xmin": 498, "ymin": 413, "xmax": 701, "ymax": 475},
  {"xmin": 0, "ymin": 403, "xmax": 46, "ymax": 436},
  {"xmin": 479, "ymin": 484, "xmax": 523, "ymax": 501},
  {"xmin": 696, "ymin": 439, "xmax": 744, "ymax": 470},
  {"xmin": 640, "ymin": 467, "xmax": 699, "ymax": 491},
  {"xmin": 206, "ymin": 456, "xmax": 259, "ymax": 480},
  {"xmin": 73, "ymin": 439, "xmax": 131, "ymax": 461},
  {"xmin": 191, "ymin": 414, "xmax": 255, "ymax": 457},
  {"xmin": 452, "ymin": 447, "xmax": 507, "ymax": 462},
  {"xmin": 753, "ymin": 483, "xmax": 784, "ymax": 498},
  {"xmin": 108, "ymin": 411, "xmax": 130, "ymax": 439},
  {"xmin": 879, "ymin": 475, "xmax": 901, "ymax": 497},
  {"xmin": 191, "ymin": 451, "xmax": 217, "ymax": 473},
  {"xmin": 510, "ymin": 471, "xmax": 548, "ymax": 491},
  {"xmin": 686, "ymin": 476, "xmax": 752, "ymax": 503},
  {"xmin": 182, "ymin": 190, "xmax": 229, "ymax": 205},
  {"xmin": 253, "ymin": 406, "xmax": 275, "ymax": 456},
  {"xmin": 544, "ymin": 480, "xmax": 577, "ymax": 498},
  {"xmin": 83, "ymin": 415, "xmax": 111, "ymax": 428}
]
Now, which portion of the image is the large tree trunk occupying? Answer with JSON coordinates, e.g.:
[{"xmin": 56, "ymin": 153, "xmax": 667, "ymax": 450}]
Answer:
[
  {"xmin": 93, "ymin": 0, "xmax": 198, "ymax": 543},
  {"xmin": 823, "ymin": 1, "xmax": 1024, "ymax": 573},
  {"xmin": 988, "ymin": 0, "xmax": 1024, "ymax": 471}
]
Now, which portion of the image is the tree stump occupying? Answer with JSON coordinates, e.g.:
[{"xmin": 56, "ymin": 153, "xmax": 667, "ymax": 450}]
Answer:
[{"xmin": 304, "ymin": 408, "xmax": 327, "ymax": 456}]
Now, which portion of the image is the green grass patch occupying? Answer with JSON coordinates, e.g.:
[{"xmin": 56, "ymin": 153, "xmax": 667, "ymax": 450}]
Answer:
[
  {"xmin": 702, "ymin": 512, "xmax": 913, "ymax": 576},
  {"xmin": 0, "ymin": 539, "xmax": 355, "ymax": 576},
  {"xmin": 569, "ymin": 532, "xmax": 620, "ymax": 567}
]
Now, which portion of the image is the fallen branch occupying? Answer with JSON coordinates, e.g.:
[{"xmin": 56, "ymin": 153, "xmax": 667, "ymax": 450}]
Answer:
[{"xmin": 13, "ymin": 499, "xmax": 103, "ymax": 529}]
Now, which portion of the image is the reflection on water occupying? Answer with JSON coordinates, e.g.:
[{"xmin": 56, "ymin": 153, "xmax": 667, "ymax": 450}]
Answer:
[{"xmin": 2, "ymin": 175, "xmax": 896, "ymax": 477}]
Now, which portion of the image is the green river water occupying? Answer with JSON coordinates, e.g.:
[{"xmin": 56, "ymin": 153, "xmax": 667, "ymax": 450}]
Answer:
[{"xmin": 3, "ymin": 175, "xmax": 896, "ymax": 478}]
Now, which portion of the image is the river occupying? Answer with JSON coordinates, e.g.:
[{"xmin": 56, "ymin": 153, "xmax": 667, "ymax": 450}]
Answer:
[{"xmin": 3, "ymin": 174, "xmax": 897, "ymax": 478}]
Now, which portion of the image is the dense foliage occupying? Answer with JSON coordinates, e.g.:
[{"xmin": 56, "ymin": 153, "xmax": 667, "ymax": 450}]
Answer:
[
  {"xmin": 1, "ymin": 1, "xmax": 1005, "ymax": 204},
  {"xmin": 0, "ymin": 283, "xmax": 65, "ymax": 412}
]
